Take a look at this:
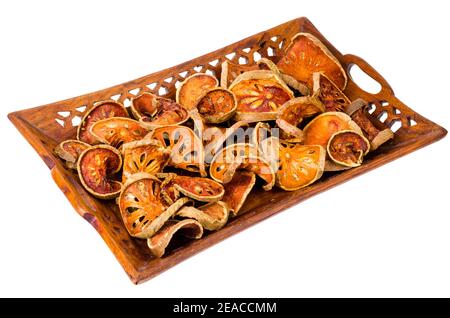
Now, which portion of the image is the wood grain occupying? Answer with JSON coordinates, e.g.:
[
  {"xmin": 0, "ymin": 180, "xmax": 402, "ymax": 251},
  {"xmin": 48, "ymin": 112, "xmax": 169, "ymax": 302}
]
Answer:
[{"xmin": 8, "ymin": 17, "xmax": 447, "ymax": 284}]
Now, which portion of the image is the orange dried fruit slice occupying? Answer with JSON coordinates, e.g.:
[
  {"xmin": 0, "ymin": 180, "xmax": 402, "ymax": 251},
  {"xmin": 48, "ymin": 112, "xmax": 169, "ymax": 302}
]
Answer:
[
  {"xmin": 54, "ymin": 139, "xmax": 89, "ymax": 169},
  {"xmin": 195, "ymin": 88, "xmax": 237, "ymax": 123},
  {"xmin": 303, "ymin": 112, "xmax": 362, "ymax": 148},
  {"xmin": 257, "ymin": 57, "xmax": 310, "ymax": 95},
  {"xmin": 149, "ymin": 126, "xmax": 207, "ymax": 176},
  {"xmin": 147, "ymin": 219, "xmax": 203, "ymax": 258},
  {"xmin": 229, "ymin": 70, "xmax": 294, "ymax": 122},
  {"xmin": 221, "ymin": 171, "xmax": 256, "ymax": 216},
  {"xmin": 277, "ymin": 33, "xmax": 347, "ymax": 91},
  {"xmin": 77, "ymin": 100, "xmax": 129, "ymax": 145},
  {"xmin": 276, "ymin": 142, "xmax": 325, "ymax": 191},
  {"xmin": 275, "ymin": 96, "xmax": 324, "ymax": 140},
  {"xmin": 130, "ymin": 92, "xmax": 158, "ymax": 119},
  {"xmin": 209, "ymin": 143, "xmax": 257, "ymax": 183},
  {"xmin": 118, "ymin": 173, "xmax": 191, "ymax": 238},
  {"xmin": 176, "ymin": 73, "xmax": 219, "ymax": 110},
  {"xmin": 327, "ymin": 130, "xmax": 370, "ymax": 167},
  {"xmin": 176, "ymin": 201, "xmax": 229, "ymax": 231},
  {"xmin": 77, "ymin": 145, "xmax": 123, "ymax": 199},
  {"xmin": 89, "ymin": 117, "xmax": 149, "ymax": 148},
  {"xmin": 313, "ymin": 72, "xmax": 351, "ymax": 112},
  {"xmin": 209, "ymin": 143, "xmax": 274, "ymax": 190},
  {"xmin": 121, "ymin": 139, "xmax": 170, "ymax": 183},
  {"xmin": 172, "ymin": 175, "xmax": 225, "ymax": 202},
  {"xmin": 132, "ymin": 92, "xmax": 189, "ymax": 128}
]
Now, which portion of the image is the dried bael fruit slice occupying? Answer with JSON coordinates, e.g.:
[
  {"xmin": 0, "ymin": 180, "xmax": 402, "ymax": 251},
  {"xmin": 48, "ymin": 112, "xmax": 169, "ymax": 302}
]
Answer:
[
  {"xmin": 276, "ymin": 142, "xmax": 325, "ymax": 191},
  {"xmin": 209, "ymin": 143, "xmax": 275, "ymax": 190},
  {"xmin": 176, "ymin": 201, "xmax": 229, "ymax": 231},
  {"xmin": 345, "ymin": 99, "xmax": 394, "ymax": 151},
  {"xmin": 195, "ymin": 88, "xmax": 237, "ymax": 123},
  {"xmin": 277, "ymin": 33, "xmax": 347, "ymax": 91},
  {"xmin": 130, "ymin": 91, "xmax": 158, "ymax": 119},
  {"xmin": 121, "ymin": 139, "xmax": 170, "ymax": 183},
  {"xmin": 132, "ymin": 93, "xmax": 189, "ymax": 128},
  {"xmin": 229, "ymin": 70, "xmax": 294, "ymax": 122},
  {"xmin": 209, "ymin": 143, "xmax": 258, "ymax": 183},
  {"xmin": 77, "ymin": 145, "xmax": 123, "ymax": 199},
  {"xmin": 149, "ymin": 126, "xmax": 207, "ymax": 176},
  {"xmin": 90, "ymin": 117, "xmax": 149, "ymax": 148},
  {"xmin": 221, "ymin": 171, "xmax": 256, "ymax": 216},
  {"xmin": 303, "ymin": 112, "xmax": 363, "ymax": 148},
  {"xmin": 147, "ymin": 219, "xmax": 203, "ymax": 258},
  {"xmin": 276, "ymin": 96, "xmax": 324, "ymax": 140},
  {"xmin": 54, "ymin": 139, "xmax": 89, "ymax": 169},
  {"xmin": 173, "ymin": 175, "xmax": 224, "ymax": 202},
  {"xmin": 220, "ymin": 60, "xmax": 258, "ymax": 89},
  {"xmin": 257, "ymin": 57, "xmax": 310, "ymax": 96},
  {"xmin": 118, "ymin": 173, "xmax": 190, "ymax": 238},
  {"xmin": 327, "ymin": 130, "xmax": 370, "ymax": 167},
  {"xmin": 77, "ymin": 100, "xmax": 129, "ymax": 145},
  {"xmin": 313, "ymin": 72, "xmax": 350, "ymax": 112},
  {"xmin": 176, "ymin": 73, "xmax": 219, "ymax": 110}
]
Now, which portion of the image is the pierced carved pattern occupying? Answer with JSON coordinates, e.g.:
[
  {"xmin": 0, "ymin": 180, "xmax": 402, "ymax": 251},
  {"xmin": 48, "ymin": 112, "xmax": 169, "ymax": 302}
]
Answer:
[{"xmin": 365, "ymin": 99, "xmax": 422, "ymax": 134}]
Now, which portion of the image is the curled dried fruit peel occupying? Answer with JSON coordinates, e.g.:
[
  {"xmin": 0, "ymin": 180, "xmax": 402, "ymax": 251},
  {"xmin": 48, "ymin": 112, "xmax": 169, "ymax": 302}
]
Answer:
[
  {"xmin": 303, "ymin": 112, "xmax": 363, "ymax": 148},
  {"xmin": 275, "ymin": 96, "xmax": 324, "ymax": 140},
  {"xmin": 195, "ymin": 87, "xmax": 237, "ymax": 123},
  {"xmin": 130, "ymin": 92, "xmax": 158, "ymax": 120},
  {"xmin": 327, "ymin": 130, "xmax": 370, "ymax": 168},
  {"xmin": 77, "ymin": 145, "xmax": 123, "ymax": 199},
  {"xmin": 176, "ymin": 73, "xmax": 219, "ymax": 110},
  {"xmin": 89, "ymin": 117, "xmax": 149, "ymax": 148},
  {"xmin": 229, "ymin": 70, "xmax": 294, "ymax": 122},
  {"xmin": 277, "ymin": 32, "xmax": 347, "ymax": 91},
  {"xmin": 54, "ymin": 140, "xmax": 89, "ymax": 169},
  {"xmin": 276, "ymin": 142, "xmax": 326, "ymax": 191},
  {"xmin": 118, "ymin": 173, "xmax": 191, "ymax": 239},
  {"xmin": 147, "ymin": 219, "xmax": 203, "ymax": 258},
  {"xmin": 176, "ymin": 201, "xmax": 229, "ymax": 231},
  {"xmin": 132, "ymin": 93, "xmax": 189, "ymax": 128},
  {"xmin": 345, "ymin": 98, "xmax": 394, "ymax": 151},
  {"xmin": 221, "ymin": 171, "xmax": 256, "ymax": 217},
  {"xmin": 121, "ymin": 139, "xmax": 170, "ymax": 183},
  {"xmin": 77, "ymin": 100, "xmax": 129, "ymax": 145}
]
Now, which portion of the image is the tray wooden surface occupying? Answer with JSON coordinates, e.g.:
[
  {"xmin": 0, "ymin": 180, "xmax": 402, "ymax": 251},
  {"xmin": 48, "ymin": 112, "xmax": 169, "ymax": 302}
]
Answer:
[{"xmin": 8, "ymin": 17, "xmax": 447, "ymax": 284}]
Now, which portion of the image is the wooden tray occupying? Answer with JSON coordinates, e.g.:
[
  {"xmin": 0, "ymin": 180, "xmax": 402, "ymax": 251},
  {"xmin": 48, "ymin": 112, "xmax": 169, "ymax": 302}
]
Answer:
[{"xmin": 8, "ymin": 17, "xmax": 447, "ymax": 284}]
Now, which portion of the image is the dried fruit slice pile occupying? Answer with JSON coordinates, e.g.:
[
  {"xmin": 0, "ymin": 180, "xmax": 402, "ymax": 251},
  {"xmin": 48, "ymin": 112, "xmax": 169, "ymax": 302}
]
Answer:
[{"xmin": 53, "ymin": 31, "xmax": 394, "ymax": 257}]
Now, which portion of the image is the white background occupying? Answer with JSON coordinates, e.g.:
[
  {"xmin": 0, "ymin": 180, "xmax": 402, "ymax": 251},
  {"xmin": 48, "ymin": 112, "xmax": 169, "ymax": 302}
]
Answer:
[{"xmin": 1, "ymin": 0, "xmax": 449, "ymax": 297}]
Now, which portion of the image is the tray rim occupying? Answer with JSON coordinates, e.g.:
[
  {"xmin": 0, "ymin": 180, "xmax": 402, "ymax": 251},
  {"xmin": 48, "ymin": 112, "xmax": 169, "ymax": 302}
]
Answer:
[{"xmin": 8, "ymin": 17, "xmax": 448, "ymax": 284}]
